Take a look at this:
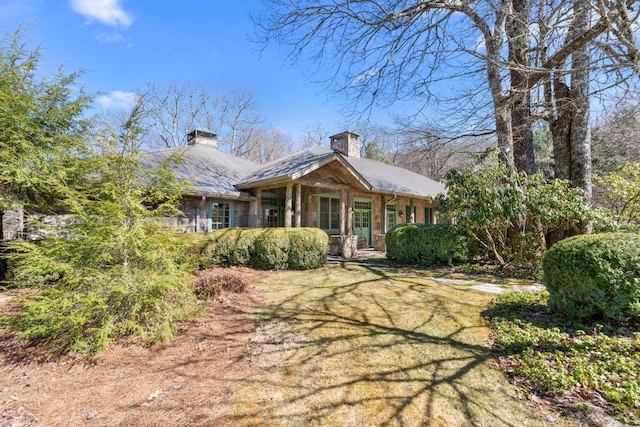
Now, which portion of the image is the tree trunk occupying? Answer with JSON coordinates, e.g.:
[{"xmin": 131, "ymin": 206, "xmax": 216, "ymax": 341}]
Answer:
[
  {"xmin": 507, "ymin": 0, "xmax": 536, "ymax": 174},
  {"xmin": 551, "ymin": 76, "xmax": 573, "ymax": 181},
  {"xmin": 569, "ymin": 0, "xmax": 593, "ymax": 204}
]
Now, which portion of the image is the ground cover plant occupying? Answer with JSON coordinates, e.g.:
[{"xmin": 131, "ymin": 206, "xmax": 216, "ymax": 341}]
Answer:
[{"xmin": 485, "ymin": 291, "xmax": 640, "ymax": 424}]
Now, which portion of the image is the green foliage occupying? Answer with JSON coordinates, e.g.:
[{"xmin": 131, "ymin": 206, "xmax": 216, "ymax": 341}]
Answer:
[
  {"xmin": 202, "ymin": 228, "xmax": 264, "ymax": 268},
  {"xmin": 543, "ymin": 233, "xmax": 640, "ymax": 321},
  {"xmin": 0, "ymin": 29, "xmax": 91, "ymax": 281},
  {"xmin": 201, "ymin": 227, "xmax": 329, "ymax": 270},
  {"xmin": 3, "ymin": 100, "xmax": 199, "ymax": 354},
  {"xmin": 486, "ymin": 291, "xmax": 640, "ymax": 423},
  {"xmin": 3, "ymin": 269, "xmax": 196, "ymax": 353},
  {"xmin": 0, "ymin": 28, "xmax": 90, "ymax": 214},
  {"xmin": 594, "ymin": 162, "xmax": 640, "ymax": 228},
  {"xmin": 439, "ymin": 150, "xmax": 593, "ymax": 266},
  {"xmin": 283, "ymin": 228, "xmax": 328, "ymax": 270},
  {"xmin": 385, "ymin": 223, "xmax": 468, "ymax": 266},
  {"xmin": 252, "ymin": 229, "xmax": 292, "ymax": 270}
]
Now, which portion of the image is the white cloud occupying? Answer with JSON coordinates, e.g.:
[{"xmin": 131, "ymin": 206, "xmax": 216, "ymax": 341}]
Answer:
[
  {"xmin": 70, "ymin": 0, "xmax": 133, "ymax": 28},
  {"xmin": 96, "ymin": 90, "xmax": 138, "ymax": 110}
]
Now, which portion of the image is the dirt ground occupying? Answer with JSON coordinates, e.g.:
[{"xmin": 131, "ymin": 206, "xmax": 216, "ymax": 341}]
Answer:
[{"xmin": 0, "ymin": 268, "xmax": 266, "ymax": 427}]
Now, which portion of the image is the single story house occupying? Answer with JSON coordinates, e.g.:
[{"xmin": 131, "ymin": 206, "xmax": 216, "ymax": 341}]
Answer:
[{"xmin": 139, "ymin": 130, "xmax": 446, "ymax": 256}]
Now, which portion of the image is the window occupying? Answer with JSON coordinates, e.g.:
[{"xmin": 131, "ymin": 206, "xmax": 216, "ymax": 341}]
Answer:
[
  {"xmin": 319, "ymin": 195, "xmax": 340, "ymax": 232},
  {"xmin": 262, "ymin": 193, "xmax": 284, "ymax": 228},
  {"xmin": 386, "ymin": 203, "xmax": 397, "ymax": 232},
  {"xmin": 209, "ymin": 200, "xmax": 234, "ymax": 231},
  {"xmin": 405, "ymin": 205, "xmax": 417, "ymax": 223},
  {"xmin": 424, "ymin": 207, "xmax": 434, "ymax": 224}
]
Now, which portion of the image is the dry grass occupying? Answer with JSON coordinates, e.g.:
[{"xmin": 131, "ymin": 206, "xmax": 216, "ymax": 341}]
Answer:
[{"xmin": 228, "ymin": 261, "xmax": 580, "ymax": 427}]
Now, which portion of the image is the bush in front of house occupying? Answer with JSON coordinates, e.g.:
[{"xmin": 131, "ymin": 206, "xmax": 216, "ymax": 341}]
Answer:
[
  {"xmin": 251, "ymin": 228, "xmax": 291, "ymax": 270},
  {"xmin": 201, "ymin": 227, "xmax": 329, "ymax": 270},
  {"xmin": 201, "ymin": 228, "xmax": 264, "ymax": 268},
  {"xmin": 543, "ymin": 233, "xmax": 640, "ymax": 321},
  {"xmin": 286, "ymin": 228, "xmax": 329, "ymax": 270},
  {"xmin": 385, "ymin": 223, "xmax": 468, "ymax": 266}
]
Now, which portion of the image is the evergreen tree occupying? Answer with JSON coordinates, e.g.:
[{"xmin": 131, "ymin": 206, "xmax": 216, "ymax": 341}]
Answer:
[{"xmin": 0, "ymin": 29, "xmax": 90, "ymax": 279}]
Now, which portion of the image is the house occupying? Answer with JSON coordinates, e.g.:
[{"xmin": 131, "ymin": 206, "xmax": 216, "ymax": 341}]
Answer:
[{"xmin": 139, "ymin": 130, "xmax": 446, "ymax": 257}]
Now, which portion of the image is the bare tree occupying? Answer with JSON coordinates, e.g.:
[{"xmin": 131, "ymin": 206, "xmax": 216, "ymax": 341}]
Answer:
[
  {"xmin": 215, "ymin": 88, "xmax": 264, "ymax": 156},
  {"xmin": 145, "ymin": 81, "xmax": 215, "ymax": 148},
  {"xmin": 143, "ymin": 83, "xmax": 265, "ymax": 157},
  {"xmin": 254, "ymin": 0, "xmax": 640, "ymax": 197},
  {"xmin": 244, "ymin": 127, "xmax": 294, "ymax": 164},
  {"xmin": 592, "ymin": 101, "xmax": 640, "ymax": 174},
  {"xmin": 297, "ymin": 122, "xmax": 332, "ymax": 148}
]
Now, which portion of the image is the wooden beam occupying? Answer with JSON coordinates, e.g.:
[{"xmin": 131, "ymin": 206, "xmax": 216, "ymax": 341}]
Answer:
[
  {"xmin": 295, "ymin": 183, "xmax": 302, "ymax": 227},
  {"xmin": 339, "ymin": 189, "xmax": 346, "ymax": 235},
  {"xmin": 296, "ymin": 179, "xmax": 352, "ymax": 191},
  {"xmin": 285, "ymin": 183, "xmax": 293, "ymax": 228},
  {"xmin": 347, "ymin": 189, "xmax": 354, "ymax": 235}
]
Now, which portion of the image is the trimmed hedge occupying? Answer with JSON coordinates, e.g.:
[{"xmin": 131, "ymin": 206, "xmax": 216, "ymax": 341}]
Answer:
[
  {"xmin": 202, "ymin": 228, "xmax": 264, "ymax": 268},
  {"xmin": 201, "ymin": 227, "xmax": 329, "ymax": 270},
  {"xmin": 286, "ymin": 228, "xmax": 329, "ymax": 270},
  {"xmin": 385, "ymin": 223, "xmax": 468, "ymax": 266},
  {"xmin": 543, "ymin": 233, "xmax": 640, "ymax": 321}
]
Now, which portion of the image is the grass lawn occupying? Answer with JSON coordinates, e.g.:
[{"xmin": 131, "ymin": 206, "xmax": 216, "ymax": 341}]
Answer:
[{"xmin": 227, "ymin": 261, "xmax": 574, "ymax": 426}]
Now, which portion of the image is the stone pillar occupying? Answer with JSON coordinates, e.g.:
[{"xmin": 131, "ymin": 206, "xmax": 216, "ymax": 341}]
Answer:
[
  {"xmin": 285, "ymin": 183, "xmax": 293, "ymax": 228},
  {"xmin": 295, "ymin": 183, "xmax": 302, "ymax": 227}
]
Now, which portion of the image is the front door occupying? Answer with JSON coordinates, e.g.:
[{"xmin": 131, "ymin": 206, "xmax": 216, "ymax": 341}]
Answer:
[{"xmin": 353, "ymin": 200, "xmax": 372, "ymax": 247}]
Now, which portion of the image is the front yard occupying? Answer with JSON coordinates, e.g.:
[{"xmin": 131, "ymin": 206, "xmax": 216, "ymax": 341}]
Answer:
[
  {"xmin": 1, "ymin": 262, "xmax": 587, "ymax": 426},
  {"xmin": 227, "ymin": 262, "xmax": 573, "ymax": 426}
]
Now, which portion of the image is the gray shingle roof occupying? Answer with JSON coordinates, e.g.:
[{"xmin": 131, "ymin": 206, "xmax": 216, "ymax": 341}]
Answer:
[
  {"xmin": 139, "ymin": 143, "xmax": 446, "ymax": 200},
  {"xmin": 345, "ymin": 155, "xmax": 446, "ymax": 198},
  {"xmin": 137, "ymin": 144, "xmax": 258, "ymax": 198},
  {"xmin": 237, "ymin": 146, "xmax": 446, "ymax": 198},
  {"xmin": 238, "ymin": 146, "xmax": 337, "ymax": 186}
]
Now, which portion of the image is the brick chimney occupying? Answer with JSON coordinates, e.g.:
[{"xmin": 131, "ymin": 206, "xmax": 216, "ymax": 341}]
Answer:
[
  {"xmin": 330, "ymin": 131, "xmax": 360, "ymax": 158},
  {"xmin": 187, "ymin": 129, "xmax": 218, "ymax": 148}
]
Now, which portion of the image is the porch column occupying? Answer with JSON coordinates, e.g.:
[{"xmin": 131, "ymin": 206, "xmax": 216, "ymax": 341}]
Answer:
[
  {"xmin": 339, "ymin": 189, "xmax": 347, "ymax": 235},
  {"xmin": 250, "ymin": 189, "xmax": 262, "ymax": 227},
  {"xmin": 295, "ymin": 183, "xmax": 302, "ymax": 227},
  {"xmin": 347, "ymin": 189, "xmax": 354, "ymax": 235},
  {"xmin": 410, "ymin": 200, "xmax": 416, "ymax": 224},
  {"xmin": 285, "ymin": 183, "xmax": 293, "ymax": 228}
]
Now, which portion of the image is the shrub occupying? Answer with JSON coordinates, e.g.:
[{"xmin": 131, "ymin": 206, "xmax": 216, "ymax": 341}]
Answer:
[
  {"xmin": 251, "ymin": 228, "xmax": 291, "ymax": 270},
  {"xmin": 3, "ymin": 267, "xmax": 198, "ymax": 353},
  {"xmin": 173, "ymin": 232, "xmax": 209, "ymax": 270},
  {"xmin": 194, "ymin": 269, "xmax": 247, "ymax": 299},
  {"xmin": 202, "ymin": 228, "xmax": 264, "ymax": 268},
  {"xmin": 543, "ymin": 233, "xmax": 640, "ymax": 321},
  {"xmin": 201, "ymin": 227, "xmax": 329, "ymax": 270},
  {"xmin": 287, "ymin": 228, "xmax": 329, "ymax": 270},
  {"xmin": 385, "ymin": 223, "xmax": 468, "ymax": 266}
]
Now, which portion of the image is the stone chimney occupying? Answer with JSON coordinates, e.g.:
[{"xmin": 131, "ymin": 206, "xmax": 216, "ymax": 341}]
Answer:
[
  {"xmin": 186, "ymin": 129, "xmax": 218, "ymax": 148},
  {"xmin": 330, "ymin": 131, "xmax": 360, "ymax": 158}
]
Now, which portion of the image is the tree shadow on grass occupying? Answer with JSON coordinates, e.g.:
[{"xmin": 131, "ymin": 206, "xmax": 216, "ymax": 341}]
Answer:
[{"xmin": 227, "ymin": 263, "xmax": 553, "ymax": 427}]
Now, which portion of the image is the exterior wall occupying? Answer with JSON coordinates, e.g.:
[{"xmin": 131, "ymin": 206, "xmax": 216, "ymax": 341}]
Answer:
[
  {"xmin": 171, "ymin": 196, "xmax": 251, "ymax": 233},
  {"xmin": 234, "ymin": 201, "xmax": 251, "ymax": 227},
  {"xmin": 173, "ymin": 188, "xmax": 442, "ymax": 255},
  {"xmin": 1, "ymin": 206, "xmax": 24, "ymax": 240}
]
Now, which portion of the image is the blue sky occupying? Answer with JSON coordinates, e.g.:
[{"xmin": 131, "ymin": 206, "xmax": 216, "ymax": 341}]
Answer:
[{"xmin": 0, "ymin": 0, "xmax": 383, "ymax": 138}]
